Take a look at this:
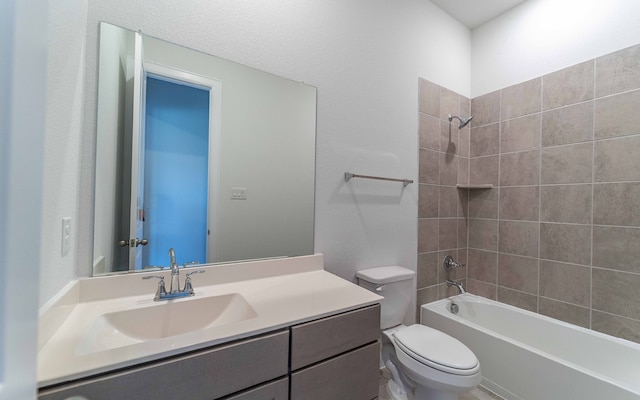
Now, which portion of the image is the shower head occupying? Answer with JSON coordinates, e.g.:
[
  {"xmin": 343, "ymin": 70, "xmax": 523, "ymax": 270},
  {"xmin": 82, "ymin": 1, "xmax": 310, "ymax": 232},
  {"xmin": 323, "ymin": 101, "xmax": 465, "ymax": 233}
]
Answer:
[{"xmin": 448, "ymin": 114, "xmax": 473, "ymax": 129}]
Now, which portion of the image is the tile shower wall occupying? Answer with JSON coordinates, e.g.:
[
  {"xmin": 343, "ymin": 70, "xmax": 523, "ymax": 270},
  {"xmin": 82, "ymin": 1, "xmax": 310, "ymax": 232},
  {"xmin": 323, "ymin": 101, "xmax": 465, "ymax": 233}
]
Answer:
[
  {"xmin": 464, "ymin": 43, "xmax": 640, "ymax": 344},
  {"xmin": 416, "ymin": 78, "xmax": 470, "ymax": 317}
]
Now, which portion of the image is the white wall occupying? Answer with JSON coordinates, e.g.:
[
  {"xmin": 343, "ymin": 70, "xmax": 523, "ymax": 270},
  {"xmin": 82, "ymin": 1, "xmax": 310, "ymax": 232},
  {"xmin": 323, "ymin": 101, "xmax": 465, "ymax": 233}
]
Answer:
[
  {"xmin": 62, "ymin": 0, "xmax": 471, "ymax": 292},
  {"xmin": 39, "ymin": 0, "xmax": 88, "ymax": 305},
  {"xmin": 472, "ymin": 0, "xmax": 640, "ymax": 97}
]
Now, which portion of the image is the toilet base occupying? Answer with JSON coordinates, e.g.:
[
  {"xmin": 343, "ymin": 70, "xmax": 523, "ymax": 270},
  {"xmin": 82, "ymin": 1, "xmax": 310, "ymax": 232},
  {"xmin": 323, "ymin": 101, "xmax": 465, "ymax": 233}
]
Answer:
[
  {"xmin": 386, "ymin": 379, "xmax": 409, "ymax": 400},
  {"xmin": 414, "ymin": 384, "xmax": 460, "ymax": 400}
]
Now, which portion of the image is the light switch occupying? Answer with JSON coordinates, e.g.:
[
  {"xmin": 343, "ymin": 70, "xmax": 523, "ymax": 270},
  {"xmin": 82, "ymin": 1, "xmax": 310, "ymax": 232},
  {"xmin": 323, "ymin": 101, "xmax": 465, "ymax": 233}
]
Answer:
[{"xmin": 61, "ymin": 217, "xmax": 71, "ymax": 256}]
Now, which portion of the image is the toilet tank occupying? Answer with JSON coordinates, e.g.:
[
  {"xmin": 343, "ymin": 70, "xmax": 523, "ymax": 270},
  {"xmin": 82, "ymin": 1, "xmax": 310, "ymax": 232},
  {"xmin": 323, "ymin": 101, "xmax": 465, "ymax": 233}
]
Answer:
[{"xmin": 356, "ymin": 266, "xmax": 415, "ymax": 329}]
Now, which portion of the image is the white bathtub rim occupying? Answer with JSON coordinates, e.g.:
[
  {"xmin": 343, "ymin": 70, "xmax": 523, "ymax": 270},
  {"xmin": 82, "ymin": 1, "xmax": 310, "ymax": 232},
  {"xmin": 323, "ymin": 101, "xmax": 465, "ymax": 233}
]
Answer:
[{"xmin": 421, "ymin": 293, "xmax": 640, "ymax": 396}]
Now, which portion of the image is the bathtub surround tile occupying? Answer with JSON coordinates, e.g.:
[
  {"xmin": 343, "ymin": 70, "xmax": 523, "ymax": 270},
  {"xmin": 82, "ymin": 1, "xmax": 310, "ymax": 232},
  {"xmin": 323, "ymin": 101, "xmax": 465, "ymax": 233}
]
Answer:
[
  {"xmin": 439, "ymin": 281, "xmax": 468, "ymax": 299},
  {"xmin": 539, "ymin": 223, "xmax": 591, "ymax": 266},
  {"xmin": 594, "ymin": 90, "xmax": 640, "ymax": 139},
  {"xmin": 595, "ymin": 43, "xmax": 640, "ymax": 97},
  {"xmin": 458, "ymin": 218, "xmax": 468, "ymax": 249},
  {"xmin": 419, "ymin": 113, "xmax": 440, "ymax": 151},
  {"xmin": 539, "ymin": 297, "xmax": 590, "ymax": 329},
  {"xmin": 469, "ymin": 156, "xmax": 499, "ymax": 186},
  {"xmin": 593, "ymin": 182, "xmax": 640, "ymax": 227},
  {"xmin": 468, "ymin": 188, "xmax": 498, "ymax": 219},
  {"xmin": 592, "ymin": 311, "xmax": 640, "ymax": 344},
  {"xmin": 592, "ymin": 268, "xmax": 640, "ymax": 321},
  {"xmin": 419, "ymin": 148, "xmax": 439, "ymax": 184},
  {"xmin": 439, "ymin": 153, "xmax": 458, "ymax": 186},
  {"xmin": 418, "ymin": 218, "xmax": 438, "ymax": 253},
  {"xmin": 541, "ymin": 102, "xmax": 594, "ymax": 147},
  {"xmin": 468, "ymin": 219, "xmax": 498, "ymax": 251},
  {"xmin": 416, "ymin": 287, "xmax": 439, "ymax": 318},
  {"xmin": 468, "ymin": 249, "xmax": 498, "ymax": 283},
  {"xmin": 418, "ymin": 184, "xmax": 438, "ymax": 218},
  {"xmin": 543, "ymin": 60, "xmax": 594, "ymax": 110},
  {"xmin": 441, "ymin": 120, "xmax": 459, "ymax": 154},
  {"xmin": 594, "ymin": 135, "xmax": 640, "ymax": 182},
  {"xmin": 500, "ymin": 114, "xmax": 541, "ymax": 153},
  {"xmin": 540, "ymin": 184, "xmax": 592, "ymax": 224},
  {"xmin": 498, "ymin": 221, "xmax": 539, "ymax": 258},
  {"xmin": 440, "ymin": 86, "xmax": 460, "ymax": 121},
  {"xmin": 498, "ymin": 253, "xmax": 538, "ymax": 295},
  {"xmin": 458, "ymin": 157, "xmax": 469, "ymax": 186},
  {"xmin": 438, "ymin": 186, "xmax": 458, "ymax": 218},
  {"xmin": 471, "ymin": 90, "xmax": 500, "ymax": 127},
  {"xmin": 497, "ymin": 287, "xmax": 537, "ymax": 312},
  {"xmin": 499, "ymin": 186, "xmax": 539, "ymax": 221},
  {"xmin": 501, "ymin": 78, "xmax": 541, "ymax": 120},
  {"xmin": 470, "ymin": 123, "xmax": 500, "ymax": 157},
  {"xmin": 500, "ymin": 150, "xmax": 539, "ymax": 186},
  {"xmin": 467, "ymin": 279, "xmax": 497, "ymax": 300},
  {"xmin": 419, "ymin": 78, "xmax": 440, "ymax": 116},
  {"xmin": 457, "ymin": 189, "xmax": 469, "ymax": 218},
  {"xmin": 439, "ymin": 218, "xmax": 458, "ymax": 251},
  {"xmin": 460, "ymin": 95, "xmax": 470, "ymax": 117},
  {"xmin": 540, "ymin": 260, "xmax": 590, "ymax": 307},
  {"xmin": 541, "ymin": 142, "xmax": 593, "ymax": 184},
  {"xmin": 417, "ymin": 252, "xmax": 438, "ymax": 289},
  {"xmin": 592, "ymin": 226, "xmax": 640, "ymax": 274},
  {"xmin": 459, "ymin": 127, "xmax": 470, "ymax": 158}
]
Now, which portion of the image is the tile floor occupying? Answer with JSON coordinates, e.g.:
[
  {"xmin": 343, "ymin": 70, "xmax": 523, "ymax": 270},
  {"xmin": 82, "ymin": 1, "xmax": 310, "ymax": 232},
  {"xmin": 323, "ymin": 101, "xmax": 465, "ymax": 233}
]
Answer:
[{"xmin": 378, "ymin": 369, "xmax": 503, "ymax": 400}]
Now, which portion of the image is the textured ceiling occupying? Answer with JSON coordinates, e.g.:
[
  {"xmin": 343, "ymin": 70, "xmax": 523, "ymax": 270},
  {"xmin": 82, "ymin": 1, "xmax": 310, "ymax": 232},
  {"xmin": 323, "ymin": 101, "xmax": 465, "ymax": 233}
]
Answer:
[{"xmin": 430, "ymin": 0, "xmax": 528, "ymax": 29}]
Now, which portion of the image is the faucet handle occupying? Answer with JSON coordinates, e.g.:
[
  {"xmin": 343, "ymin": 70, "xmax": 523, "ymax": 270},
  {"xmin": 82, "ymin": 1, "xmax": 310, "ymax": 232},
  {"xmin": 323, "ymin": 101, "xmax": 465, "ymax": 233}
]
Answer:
[
  {"xmin": 185, "ymin": 269, "xmax": 205, "ymax": 277},
  {"xmin": 183, "ymin": 270, "xmax": 205, "ymax": 295},
  {"xmin": 142, "ymin": 275, "xmax": 167, "ymax": 301}
]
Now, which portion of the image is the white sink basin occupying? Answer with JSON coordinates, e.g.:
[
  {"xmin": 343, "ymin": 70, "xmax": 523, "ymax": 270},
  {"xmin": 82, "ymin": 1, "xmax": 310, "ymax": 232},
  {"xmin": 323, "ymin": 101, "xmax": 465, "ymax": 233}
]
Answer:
[{"xmin": 77, "ymin": 293, "xmax": 257, "ymax": 354}]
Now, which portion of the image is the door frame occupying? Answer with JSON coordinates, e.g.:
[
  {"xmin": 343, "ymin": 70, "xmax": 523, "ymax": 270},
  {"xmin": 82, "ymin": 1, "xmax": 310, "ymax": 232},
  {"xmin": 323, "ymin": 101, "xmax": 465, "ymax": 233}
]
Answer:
[{"xmin": 142, "ymin": 62, "xmax": 222, "ymax": 264}]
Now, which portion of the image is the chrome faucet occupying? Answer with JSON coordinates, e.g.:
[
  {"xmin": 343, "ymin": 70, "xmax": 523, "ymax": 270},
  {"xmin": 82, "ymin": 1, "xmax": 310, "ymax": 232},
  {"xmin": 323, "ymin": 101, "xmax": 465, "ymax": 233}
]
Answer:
[
  {"xmin": 142, "ymin": 248, "xmax": 205, "ymax": 301},
  {"xmin": 443, "ymin": 255, "xmax": 466, "ymax": 295}
]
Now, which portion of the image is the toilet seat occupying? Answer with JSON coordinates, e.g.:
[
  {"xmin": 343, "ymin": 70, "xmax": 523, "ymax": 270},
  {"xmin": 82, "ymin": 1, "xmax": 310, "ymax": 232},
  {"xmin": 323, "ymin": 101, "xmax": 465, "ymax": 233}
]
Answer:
[{"xmin": 393, "ymin": 324, "xmax": 479, "ymax": 376}]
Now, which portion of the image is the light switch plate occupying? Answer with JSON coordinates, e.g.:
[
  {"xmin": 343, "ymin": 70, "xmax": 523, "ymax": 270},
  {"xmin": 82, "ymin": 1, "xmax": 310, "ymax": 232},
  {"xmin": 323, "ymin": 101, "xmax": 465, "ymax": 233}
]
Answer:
[
  {"xmin": 230, "ymin": 187, "xmax": 248, "ymax": 200},
  {"xmin": 61, "ymin": 217, "xmax": 71, "ymax": 256}
]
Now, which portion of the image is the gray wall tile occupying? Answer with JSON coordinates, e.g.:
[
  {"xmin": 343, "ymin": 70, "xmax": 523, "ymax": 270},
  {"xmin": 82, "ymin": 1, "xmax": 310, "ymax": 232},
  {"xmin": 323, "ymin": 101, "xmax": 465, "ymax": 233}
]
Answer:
[
  {"xmin": 543, "ymin": 60, "xmax": 594, "ymax": 110},
  {"xmin": 593, "ymin": 268, "xmax": 640, "ymax": 320},
  {"xmin": 418, "ymin": 184, "xmax": 438, "ymax": 218},
  {"xmin": 467, "ymin": 279, "xmax": 497, "ymax": 300},
  {"xmin": 594, "ymin": 135, "xmax": 640, "ymax": 182},
  {"xmin": 471, "ymin": 90, "xmax": 500, "ymax": 127},
  {"xmin": 419, "ymin": 78, "xmax": 439, "ymax": 116},
  {"xmin": 419, "ymin": 148, "xmax": 439, "ymax": 184},
  {"xmin": 468, "ymin": 218, "xmax": 498, "ymax": 251},
  {"xmin": 419, "ymin": 113, "xmax": 440, "ymax": 151},
  {"xmin": 468, "ymin": 188, "xmax": 498, "ymax": 219},
  {"xmin": 468, "ymin": 249, "xmax": 497, "ymax": 283},
  {"xmin": 459, "ymin": 127, "xmax": 470, "ymax": 158},
  {"xmin": 439, "ymin": 218, "xmax": 458, "ymax": 250},
  {"xmin": 593, "ymin": 182, "xmax": 640, "ymax": 226},
  {"xmin": 499, "ymin": 221, "xmax": 539, "ymax": 257},
  {"xmin": 458, "ymin": 157, "xmax": 469, "ymax": 186},
  {"xmin": 541, "ymin": 143, "xmax": 593, "ymax": 184},
  {"xmin": 500, "ymin": 150, "xmax": 540, "ymax": 186},
  {"xmin": 470, "ymin": 123, "xmax": 500, "ymax": 157},
  {"xmin": 498, "ymin": 253, "xmax": 538, "ymax": 294},
  {"xmin": 418, "ymin": 218, "xmax": 438, "ymax": 253},
  {"xmin": 499, "ymin": 186, "xmax": 540, "ymax": 221},
  {"xmin": 540, "ymin": 223, "xmax": 591, "ymax": 265},
  {"xmin": 594, "ymin": 90, "xmax": 640, "ymax": 139},
  {"xmin": 540, "ymin": 184, "xmax": 592, "ymax": 224},
  {"xmin": 439, "ymin": 186, "xmax": 458, "ymax": 218},
  {"xmin": 539, "ymin": 297, "xmax": 590, "ymax": 328},
  {"xmin": 501, "ymin": 78, "xmax": 541, "ymax": 119},
  {"xmin": 592, "ymin": 226, "xmax": 640, "ymax": 274},
  {"xmin": 596, "ymin": 44, "xmax": 640, "ymax": 97},
  {"xmin": 592, "ymin": 311, "xmax": 640, "ymax": 343},
  {"xmin": 439, "ymin": 153, "xmax": 458, "ymax": 185},
  {"xmin": 441, "ymin": 119, "xmax": 459, "ymax": 153},
  {"xmin": 501, "ymin": 114, "xmax": 541, "ymax": 153},
  {"xmin": 497, "ymin": 287, "xmax": 537, "ymax": 312},
  {"xmin": 417, "ymin": 252, "xmax": 438, "ymax": 289},
  {"xmin": 542, "ymin": 101, "xmax": 594, "ymax": 147},
  {"xmin": 440, "ymin": 86, "xmax": 460, "ymax": 121},
  {"xmin": 470, "ymin": 156, "xmax": 499, "ymax": 186},
  {"xmin": 540, "ymin": 260, "xmax": 590, "ymax": 306},
  {"xmin": 458, "ymin": 217, "xmax": 468, "ymax": 249}
]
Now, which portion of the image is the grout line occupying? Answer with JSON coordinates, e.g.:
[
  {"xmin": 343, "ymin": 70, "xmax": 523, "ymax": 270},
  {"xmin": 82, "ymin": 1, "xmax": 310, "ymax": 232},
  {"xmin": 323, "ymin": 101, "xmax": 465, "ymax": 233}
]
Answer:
[
  {"xmin": 590, "ymin": 58, "xmax": 596, "ymax": 330},
  {"xmin": 537, "ymin": 80, "xmax": 543, "ymax": 314}
]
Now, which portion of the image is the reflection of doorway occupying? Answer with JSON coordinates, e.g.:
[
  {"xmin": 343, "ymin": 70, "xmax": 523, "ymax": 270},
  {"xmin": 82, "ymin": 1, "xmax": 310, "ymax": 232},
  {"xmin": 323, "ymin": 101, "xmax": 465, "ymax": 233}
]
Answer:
[{"xmin": 143, "ymin": 76, "xmax": 209, "ymax": 267}]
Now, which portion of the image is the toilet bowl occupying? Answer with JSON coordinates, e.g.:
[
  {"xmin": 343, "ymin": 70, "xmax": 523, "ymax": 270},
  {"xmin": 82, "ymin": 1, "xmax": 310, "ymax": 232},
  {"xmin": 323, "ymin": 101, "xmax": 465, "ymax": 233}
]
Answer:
[{"xmin": 356, "ymin": 266, "xmax": 481, "ymax": 400}]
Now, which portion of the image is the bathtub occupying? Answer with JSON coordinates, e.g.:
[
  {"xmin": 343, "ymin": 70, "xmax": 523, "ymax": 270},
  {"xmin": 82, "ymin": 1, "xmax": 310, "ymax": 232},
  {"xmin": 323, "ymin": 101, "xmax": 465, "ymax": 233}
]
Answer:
[{"xmin": 420, "ymin": 293, "xmax": 640, "ymax": 400}]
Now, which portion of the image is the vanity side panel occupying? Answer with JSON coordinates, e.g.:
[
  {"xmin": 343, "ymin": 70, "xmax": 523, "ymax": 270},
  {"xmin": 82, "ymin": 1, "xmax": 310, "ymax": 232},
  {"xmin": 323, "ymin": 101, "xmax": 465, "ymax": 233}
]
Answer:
[
  {"xmin": 290, "ymin": 304, "xmax": 380, "ymax": 370},
  {"xmin": 38, "ymin": 330, "xmax": 289, "ymax": 400},
  {"xmin": 290, "ymin": 342, "xmax": 380, "ymax": 400}
]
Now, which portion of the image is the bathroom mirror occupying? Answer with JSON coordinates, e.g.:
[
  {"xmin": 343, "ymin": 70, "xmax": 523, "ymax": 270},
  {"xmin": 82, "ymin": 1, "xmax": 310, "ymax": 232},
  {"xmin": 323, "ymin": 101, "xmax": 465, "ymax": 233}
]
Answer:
[{"xmin": 93, "ymin": 22, "xmax": 316, "ymax": 275}]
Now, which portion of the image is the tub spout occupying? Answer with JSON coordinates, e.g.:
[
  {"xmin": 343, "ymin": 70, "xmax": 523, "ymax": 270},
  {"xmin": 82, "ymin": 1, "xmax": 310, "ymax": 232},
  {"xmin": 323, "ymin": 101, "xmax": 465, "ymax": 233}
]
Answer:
[{"xmin": 446, "ymin": 279, "xmax": 466, "ymax": 294}]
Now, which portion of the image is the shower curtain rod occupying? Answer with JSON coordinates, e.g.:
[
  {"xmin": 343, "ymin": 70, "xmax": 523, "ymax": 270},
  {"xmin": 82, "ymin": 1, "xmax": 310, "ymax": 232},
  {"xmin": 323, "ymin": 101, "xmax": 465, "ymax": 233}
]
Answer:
[{"xmin": 344, "ymin": 172, "xmax": 413, "ymax": 186}]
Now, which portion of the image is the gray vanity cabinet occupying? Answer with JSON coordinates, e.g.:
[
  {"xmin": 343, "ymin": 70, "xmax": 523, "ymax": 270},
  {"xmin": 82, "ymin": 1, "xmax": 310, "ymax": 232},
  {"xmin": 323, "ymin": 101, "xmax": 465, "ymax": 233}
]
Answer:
[
  {"xmin": 290, "ymin": 304, "xmax": 381, "ymax": 400},
  {"xmin": 38, "ymin": 330, "xmax": 289, "ymax": 400}
]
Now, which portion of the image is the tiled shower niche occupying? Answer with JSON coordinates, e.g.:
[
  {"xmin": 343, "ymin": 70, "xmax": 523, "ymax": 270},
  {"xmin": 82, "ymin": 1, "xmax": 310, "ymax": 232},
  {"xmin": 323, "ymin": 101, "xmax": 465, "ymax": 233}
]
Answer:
[{"xmin": 417, "ymin": 43, "xmax": 640, "ymax": 344}]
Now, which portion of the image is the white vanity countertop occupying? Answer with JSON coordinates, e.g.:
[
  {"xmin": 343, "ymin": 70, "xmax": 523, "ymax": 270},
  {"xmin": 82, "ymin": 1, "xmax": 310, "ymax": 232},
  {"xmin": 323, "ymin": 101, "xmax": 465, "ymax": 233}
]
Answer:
[{"xmin": 37, "ymin": 254, "xmax": 383, "ymax": 387}]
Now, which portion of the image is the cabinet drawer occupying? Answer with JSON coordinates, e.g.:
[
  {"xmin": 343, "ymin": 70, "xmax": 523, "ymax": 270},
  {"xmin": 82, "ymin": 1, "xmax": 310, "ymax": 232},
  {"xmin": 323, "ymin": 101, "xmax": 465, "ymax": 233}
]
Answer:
[
  {"xmin": 39, "ymin": 330, "xmax": 289, "ymax": 400},
  {"xmin": 290, "ymin": 341, "xmax": 380, "ymax": 400},
  {"xmin": 222, "ymin": 377, "xmax": 288, "ymax": 400},
  {"xmin": 290, "ymin": 304, "xmax": 380, "ymax": 370}
]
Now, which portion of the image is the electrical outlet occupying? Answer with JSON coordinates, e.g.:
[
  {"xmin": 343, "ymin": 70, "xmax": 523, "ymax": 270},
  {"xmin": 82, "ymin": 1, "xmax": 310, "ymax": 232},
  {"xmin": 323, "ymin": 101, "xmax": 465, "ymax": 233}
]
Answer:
[
  {"xmin": 230, "ymin": 187, "xmax": 248, "ymax": 200},
  {"xmin": 61, "ymin": 217, "xmax": 71, "ymax": 256}
]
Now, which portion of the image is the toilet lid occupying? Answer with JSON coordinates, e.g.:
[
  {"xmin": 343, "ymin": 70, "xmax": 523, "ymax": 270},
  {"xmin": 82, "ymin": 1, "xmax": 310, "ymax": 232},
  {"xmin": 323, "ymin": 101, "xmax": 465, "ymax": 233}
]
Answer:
[{"xmin": 393, "ymin": 324, "xmax": 479, "ymax": 375}]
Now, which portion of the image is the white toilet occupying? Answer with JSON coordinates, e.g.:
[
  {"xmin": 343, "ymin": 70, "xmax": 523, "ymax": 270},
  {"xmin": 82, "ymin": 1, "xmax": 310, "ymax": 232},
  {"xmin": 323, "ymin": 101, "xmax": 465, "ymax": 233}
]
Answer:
[{"xmin": 356, "ymin": 266, "xmax": 481, "ymax": 400}]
